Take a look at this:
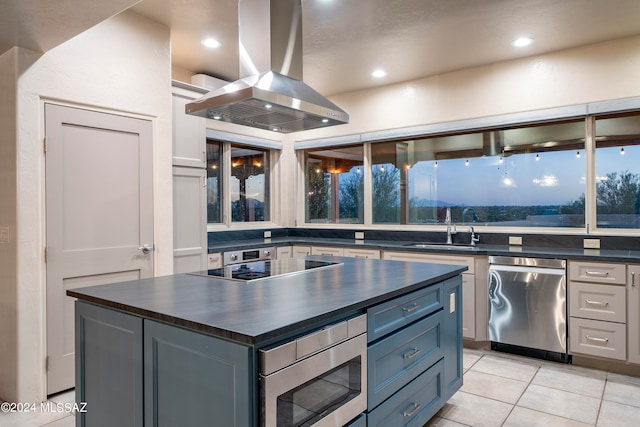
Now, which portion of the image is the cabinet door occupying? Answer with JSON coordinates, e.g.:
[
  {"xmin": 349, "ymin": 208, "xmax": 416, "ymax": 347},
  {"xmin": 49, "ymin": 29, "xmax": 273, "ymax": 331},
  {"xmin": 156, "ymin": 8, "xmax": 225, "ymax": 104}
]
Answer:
[
  {"xmin": 172, "ymin": 84, "xmax": 207, "ymax": 167},
  {"xmin": 442, "ymin": 276, "xmax": 463, "ymax": 400},
  {"xmin": 462, "ymin": 274, "xmax": 475, "ymax": 339},
  {"xmin": 144, "ymin": 320, "xmax": 253, "ymax": 426},
  {"xmin": 76, "ymin": 301, "xmax": 143, "ymax": 427},
  {"xmin": 276, "ymin": 246, "xmax": 293, "ymax": 259},
  {"xmin": 173, "ymin": 166, "xmax": 207, "ymax": 273},
  {"xmin": 628, "ymin": 265, "xmax": 640, "ymax": 364},
  {"xmin": 207, "ymin": 252, "xmax": 222, "ymax": 269}
]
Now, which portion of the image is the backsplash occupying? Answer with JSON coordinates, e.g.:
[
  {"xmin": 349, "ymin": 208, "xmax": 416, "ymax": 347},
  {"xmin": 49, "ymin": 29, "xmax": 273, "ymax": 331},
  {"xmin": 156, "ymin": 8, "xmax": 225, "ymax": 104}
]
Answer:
[{"xmin": 208, "ymin": 228, "xmax": 640, "ymax": 251}]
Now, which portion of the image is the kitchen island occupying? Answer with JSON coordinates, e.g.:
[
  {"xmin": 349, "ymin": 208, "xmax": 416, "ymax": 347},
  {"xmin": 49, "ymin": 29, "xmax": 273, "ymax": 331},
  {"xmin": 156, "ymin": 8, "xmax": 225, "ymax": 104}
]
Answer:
[{"xmin": 68, "ymin": 256, "xmax": 466, "ymax": 426}]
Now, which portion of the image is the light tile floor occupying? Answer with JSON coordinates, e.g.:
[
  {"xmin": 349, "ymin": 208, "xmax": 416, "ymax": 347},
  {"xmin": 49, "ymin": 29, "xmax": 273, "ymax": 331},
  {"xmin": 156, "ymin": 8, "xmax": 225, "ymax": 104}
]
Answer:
[
  {"xmin": 3, "ymin": 349, "xmax": 640, "ymax": 426},
  {"xmin": 428, "ymin": 348, "xmax": 640, "ymax": 427}
]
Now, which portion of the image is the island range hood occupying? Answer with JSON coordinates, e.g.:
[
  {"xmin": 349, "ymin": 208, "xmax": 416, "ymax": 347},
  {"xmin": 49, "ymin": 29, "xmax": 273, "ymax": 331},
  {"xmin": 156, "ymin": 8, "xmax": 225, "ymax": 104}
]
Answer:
[{"xmin": 186, "ymin": 0, "xmax": 349, "ymax": 133}]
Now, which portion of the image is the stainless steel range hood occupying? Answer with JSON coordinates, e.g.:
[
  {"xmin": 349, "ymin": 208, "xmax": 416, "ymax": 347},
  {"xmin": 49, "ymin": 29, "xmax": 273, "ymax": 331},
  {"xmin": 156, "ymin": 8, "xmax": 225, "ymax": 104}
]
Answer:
[{"xmin": 186, "ymin": 0, "xmax": 349, "ymax": 133}]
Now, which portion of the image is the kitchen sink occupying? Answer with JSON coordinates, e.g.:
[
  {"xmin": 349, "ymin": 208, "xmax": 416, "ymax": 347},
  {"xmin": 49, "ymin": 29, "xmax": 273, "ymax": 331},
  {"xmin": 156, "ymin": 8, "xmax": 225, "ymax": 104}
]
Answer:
[{"xmin": 403, "ymin": 242, "xmax": 477, "ymax": 250}]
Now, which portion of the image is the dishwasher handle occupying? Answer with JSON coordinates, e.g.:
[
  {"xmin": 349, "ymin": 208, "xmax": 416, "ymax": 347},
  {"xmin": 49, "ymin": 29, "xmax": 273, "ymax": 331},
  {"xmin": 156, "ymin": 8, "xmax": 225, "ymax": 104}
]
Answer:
[{"xmin": 488, "ymin": 264, "xmax": 566, "ymax": 276}]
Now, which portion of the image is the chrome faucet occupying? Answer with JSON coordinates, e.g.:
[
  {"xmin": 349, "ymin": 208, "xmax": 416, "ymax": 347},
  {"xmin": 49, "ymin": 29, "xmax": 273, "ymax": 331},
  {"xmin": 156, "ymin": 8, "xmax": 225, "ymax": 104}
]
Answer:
[
  {"xmin": 468, "ymin": 226, "xmax": 480, "ymax": 245},
  {"xmin": 445, "ymin": 208, "xmax": 457, "ymax": 244}
]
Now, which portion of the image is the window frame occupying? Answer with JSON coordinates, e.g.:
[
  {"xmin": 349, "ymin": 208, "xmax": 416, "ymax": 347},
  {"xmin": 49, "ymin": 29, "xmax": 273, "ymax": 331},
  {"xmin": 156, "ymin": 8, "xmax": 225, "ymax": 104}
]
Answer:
[
  {"xmin": 206, "ymin": 131, "xmax": 281, "ymax": 231},
  {"xmin": 295, "ymin": 101, "xmax": 640, "ymax": 236}
]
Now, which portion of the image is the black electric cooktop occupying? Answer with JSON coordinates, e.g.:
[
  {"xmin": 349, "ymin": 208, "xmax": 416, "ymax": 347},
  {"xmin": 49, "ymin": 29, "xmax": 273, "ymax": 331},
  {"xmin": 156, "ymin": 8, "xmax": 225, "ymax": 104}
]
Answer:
[{"xmin": 188, "ymin": 259, "xmax": 341, "ymax": 283}]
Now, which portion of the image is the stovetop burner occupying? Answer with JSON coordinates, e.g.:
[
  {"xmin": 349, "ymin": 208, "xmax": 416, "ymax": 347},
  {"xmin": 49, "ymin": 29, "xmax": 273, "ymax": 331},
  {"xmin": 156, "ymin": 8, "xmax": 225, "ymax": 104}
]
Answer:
[{"xmin": 188, "ymin": 259, "xmax": 341, "ymax": 283}]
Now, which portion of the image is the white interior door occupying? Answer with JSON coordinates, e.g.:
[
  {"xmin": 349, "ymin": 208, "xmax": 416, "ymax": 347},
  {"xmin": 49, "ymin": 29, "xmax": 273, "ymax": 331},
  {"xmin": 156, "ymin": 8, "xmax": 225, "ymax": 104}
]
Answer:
[{"xmin": 45, "ymin": 104, "xmax": 154, "ymax": 394}]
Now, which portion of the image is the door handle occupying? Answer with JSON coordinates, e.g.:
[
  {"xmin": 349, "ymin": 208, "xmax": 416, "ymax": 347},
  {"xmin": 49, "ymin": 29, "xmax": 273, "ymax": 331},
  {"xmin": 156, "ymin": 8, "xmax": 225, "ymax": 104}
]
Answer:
[{"xmin": 139, "ymin": 244, "xmax": 154, "ymax": 254}]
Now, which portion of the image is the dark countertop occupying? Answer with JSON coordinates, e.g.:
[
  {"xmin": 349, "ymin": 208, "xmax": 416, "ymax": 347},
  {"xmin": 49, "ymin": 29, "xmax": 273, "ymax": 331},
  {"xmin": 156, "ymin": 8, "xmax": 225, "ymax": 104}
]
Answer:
[
  {"xmin": 209, "ymin": 236, "xmax": 640, "ymax": 262},
  {"xmin": 68, "ymin": 256, "xmax": 467, "ymax": 346}
]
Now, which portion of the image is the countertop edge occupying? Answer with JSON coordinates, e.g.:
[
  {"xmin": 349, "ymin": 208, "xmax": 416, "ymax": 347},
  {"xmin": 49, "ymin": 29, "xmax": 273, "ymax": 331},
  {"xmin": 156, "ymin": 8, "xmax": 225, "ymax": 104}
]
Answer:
[{"xmin": 69, "ymin": 261, "xmax": 467, "ymax": 346}]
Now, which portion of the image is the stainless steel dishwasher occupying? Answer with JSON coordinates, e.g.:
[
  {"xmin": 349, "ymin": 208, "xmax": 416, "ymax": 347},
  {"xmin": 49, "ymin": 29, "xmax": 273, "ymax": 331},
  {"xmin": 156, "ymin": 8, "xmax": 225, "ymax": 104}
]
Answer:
[{"xmin": 488, "ymin": 256, "xmax": 569, "ymax": 362}]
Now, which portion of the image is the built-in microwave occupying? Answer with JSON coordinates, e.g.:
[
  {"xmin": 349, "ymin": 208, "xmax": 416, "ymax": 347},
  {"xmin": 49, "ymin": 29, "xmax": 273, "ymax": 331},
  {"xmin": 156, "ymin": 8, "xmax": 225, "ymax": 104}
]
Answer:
[{"xmin": 259, "ymin": 314, "xmax": 367, "ymax": 427}]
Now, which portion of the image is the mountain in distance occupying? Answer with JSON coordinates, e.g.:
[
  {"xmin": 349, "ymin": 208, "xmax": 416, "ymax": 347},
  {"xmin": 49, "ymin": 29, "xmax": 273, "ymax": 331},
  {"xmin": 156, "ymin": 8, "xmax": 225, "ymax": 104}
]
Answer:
[{"xmin": 410, "ymin": 198, "xmax": 468, "ymax": 207}]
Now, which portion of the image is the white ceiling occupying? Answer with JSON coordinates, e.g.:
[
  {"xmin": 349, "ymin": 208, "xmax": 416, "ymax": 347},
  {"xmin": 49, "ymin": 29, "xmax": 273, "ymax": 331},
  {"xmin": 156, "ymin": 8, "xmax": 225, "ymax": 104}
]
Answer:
[{"xmin": 3, "ymin": 0, "xmax": 640, "ymax": 97}]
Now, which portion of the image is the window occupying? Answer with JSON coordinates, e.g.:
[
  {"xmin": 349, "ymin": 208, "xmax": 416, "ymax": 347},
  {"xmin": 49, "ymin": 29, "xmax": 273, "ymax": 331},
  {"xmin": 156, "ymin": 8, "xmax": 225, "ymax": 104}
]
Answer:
[
  {"xmin": 369, "ymin": 120, "xmax": 586, "ymax": 227},
  {"xmin": 595, "ymin": 113, "xmax": 640, "ymax": 229},
  {"xmin": 231, "ymin": 145, "xmax": 270, "ymax": 222},
  {"xmin": 206, "ymin": 140, "xmax": 223, "ymax": 223},
  {"xmin": 305, "ymin": 145, "xmax": 364, "ymax": 224},
  {"xmin": 207, "ymin": 139, "xmax": 272, "ymax": 225}
]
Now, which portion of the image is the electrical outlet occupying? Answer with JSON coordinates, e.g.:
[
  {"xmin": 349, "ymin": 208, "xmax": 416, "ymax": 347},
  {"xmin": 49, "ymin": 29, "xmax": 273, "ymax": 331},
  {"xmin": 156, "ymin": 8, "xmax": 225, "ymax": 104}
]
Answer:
[
  {"xmin": 584, "ymin": 238, "xmax": 600, "ymax": 249},
  {"xmin": 509, "ymin": 236, "xmax": 523, "ymax": 245},
  {"xmin": 264, "ymin": 231, "xmax": 271, "ymax": 238},
  {"xmin": 355, "ymin": 232, "xmax": 365, "ymax": 240}
]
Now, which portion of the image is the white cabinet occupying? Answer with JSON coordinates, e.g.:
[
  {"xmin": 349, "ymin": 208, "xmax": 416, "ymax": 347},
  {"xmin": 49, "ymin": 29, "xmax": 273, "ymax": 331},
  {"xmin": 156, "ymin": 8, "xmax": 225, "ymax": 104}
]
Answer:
[
  {"xmin": 207, "ymin": 253, "xmax": 222, "ymax": 269},
  {"xmin": 171, "ymin": 81, "xmax": 209, "ymax": 274},
  {"xmin": 311, "ymin": 246, "xmax": 344, "ymax": 256},
  {"xmin": 171, "ymin": 82, "xmax": 207, "ymax": 168},
  {"xmin": 628, "ymin": 265, "xmax": 640, "ymax": 364},
  {"xmin": 173, "ymin": 167, "xmax": 207, "ymax": 273},
  {"xmin": 276, "ymin": 246, "xmax": 292, "ymax": 259},
  {"xmin": 343, "ymin": 248, "xmax": 380, "ymax": 259},
  {"xmin": 568, "ymin": 261, "xmax": 627, "ymax": 361},
  {"xmin": 292, "ymin": 246, "xmax": 311, "ymax": 257},
  {"xmin": 381, "ymin": 251, "xmax": 477, "ymax": 339}
]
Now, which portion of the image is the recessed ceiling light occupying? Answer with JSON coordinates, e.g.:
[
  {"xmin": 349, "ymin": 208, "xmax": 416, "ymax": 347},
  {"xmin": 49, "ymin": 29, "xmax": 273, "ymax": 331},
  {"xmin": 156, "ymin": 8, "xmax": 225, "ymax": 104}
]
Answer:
[
  {"xmin": 512, "ymin": 37, "xmax": 533, "ymax": 47},
  {"xmin": 201, "ymin": 38, "xmax": 222, "ymax": 49},
  {"xmin": 371, "ymin": 69, "xmax": 387, "ymax": 78}
]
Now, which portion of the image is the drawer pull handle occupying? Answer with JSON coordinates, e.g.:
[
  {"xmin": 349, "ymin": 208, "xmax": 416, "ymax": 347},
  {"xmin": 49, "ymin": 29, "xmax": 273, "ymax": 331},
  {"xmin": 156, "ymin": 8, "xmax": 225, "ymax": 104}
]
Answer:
[
  {"xmin": 403, "ymin": 402, "xmax": 421, "ymax": 417},
  {"xmin": 585, "ymin": 299, "xmax": 609, "ymax": 307},
  {"xmin": 355, "ymin": 255, "xmax": 367, "ymax": 258},
  {"xmin": 403, "ymin": 348, "xmax": 421, "ymax": 360},
  {"xmin": 402, "ymin": 303, "xmax": 420, "ymax": 313},
  {"xmin": 586, "ymin": 335, "xmax": 609, "ymax": 343},
  {"xmin": 633, "ymin": 271, "xmax": 636, "ymax": 287},
  {"xmin": 585, "ymin": 270, "xmax": 609, "ymax": 277}
]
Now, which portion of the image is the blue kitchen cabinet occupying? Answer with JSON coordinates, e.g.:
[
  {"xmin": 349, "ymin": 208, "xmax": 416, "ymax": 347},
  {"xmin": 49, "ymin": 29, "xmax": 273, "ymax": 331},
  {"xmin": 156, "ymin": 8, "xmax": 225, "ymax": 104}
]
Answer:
[
  {"xmin": 75, "ymin": 301, "xmax": 143, "ymax": 427},
  {"xmin": 75, "ymin": 301, "xmax": 254, "ymax": 427},
  {"xmin": 366, "ymin": 276, "xmax": 462, "ymax": 426},
  {"xmin": 144, "ymin": 319, "xmax": 253, "ymax": 427}
]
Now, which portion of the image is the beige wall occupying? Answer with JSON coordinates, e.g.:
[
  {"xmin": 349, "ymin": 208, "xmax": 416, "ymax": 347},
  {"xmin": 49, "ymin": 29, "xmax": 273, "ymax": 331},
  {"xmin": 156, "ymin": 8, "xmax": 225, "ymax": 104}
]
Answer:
[
  {"xmin": 294, "ymin": 35, "xmax": 640, "ymax": 142},
  {"xmin": 0, "ymin": 48, "xmax": 19, "ymax": 404},
  {"xmin": 281, "ymin": 36, "xmax": 640, "ymax": 228},
  {"xmin": 2, "ymin": 11, "xmax": 172, "ymax": 402}
]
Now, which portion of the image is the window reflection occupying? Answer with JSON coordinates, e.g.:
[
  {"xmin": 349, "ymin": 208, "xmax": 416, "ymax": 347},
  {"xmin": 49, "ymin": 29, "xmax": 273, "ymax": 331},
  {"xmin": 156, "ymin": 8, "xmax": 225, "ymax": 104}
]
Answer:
[
  {"xmin": 305, "ymin": 145, "xmax": 364, "ymax": 224},
  {"xmin": 595, "ymin": 113, "xmax": 640, "ymax": 229},
  {"xmin": 231, "ymin": 145, "xmax": 270, "ymax": 222},
  {"xmin": 369, "ymin": 121, "xmax": 586, "ymax": 227},
  {"xmin": 206, "ymin": 140, "xmax": 223, "ymax": 223}
]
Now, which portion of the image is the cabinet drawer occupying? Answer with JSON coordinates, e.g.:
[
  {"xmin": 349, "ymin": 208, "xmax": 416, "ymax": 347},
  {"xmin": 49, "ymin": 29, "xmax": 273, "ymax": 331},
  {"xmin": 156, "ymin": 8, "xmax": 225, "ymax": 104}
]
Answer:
[
  {"xmin": 311, "ymin": 246, "xmax": 344, "ymax": 256},
  {"xmin": 569, "ymin": 317, "xmax": 626, "ymax": 360},
  {"xmin": 569, "ymin": 282, "xmax": 626, "ymax": 322},
  {"xmin": 344, "ymin": 248, "xmax": 380, "ymax": 259},
  {"xmin": 367, "ymin": 284, "xmax": 443, "ymax": 343},
  {"xmin": 569, "ymin": 262, "xmax": 626, "ymax": 285},
  {"xmin": 382, "ymin": 251, "xmax": 475, "ymax": 274},
  {"xmin": 368, "ymin": 311, "xmax": 443, "ymax": 409},
  {"xmin": 291, "ymin": 246, "xmax": 311, "ymax": 257},
  {"xmin": 367, "ymin": 359, "xmax": 444, "ymax": 427}
]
